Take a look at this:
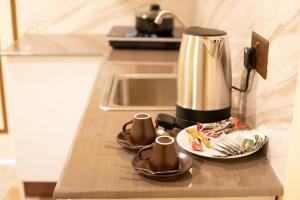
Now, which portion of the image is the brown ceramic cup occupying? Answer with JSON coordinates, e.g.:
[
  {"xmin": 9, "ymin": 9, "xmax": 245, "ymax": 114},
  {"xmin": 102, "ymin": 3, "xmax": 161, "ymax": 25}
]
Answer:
[
  {"xmin": 122, "ymin": 113, "xmax": 156, "ymax": 145},
  {"xmin": 138, "ymin": 135, "xmax": 179, "ymax": 172}
]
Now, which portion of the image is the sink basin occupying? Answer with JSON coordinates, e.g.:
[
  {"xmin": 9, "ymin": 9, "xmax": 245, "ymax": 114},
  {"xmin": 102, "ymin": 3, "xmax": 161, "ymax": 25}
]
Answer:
[{"xmin": 100, "ymin": 74, "xmax": 176, "ymax": 110}]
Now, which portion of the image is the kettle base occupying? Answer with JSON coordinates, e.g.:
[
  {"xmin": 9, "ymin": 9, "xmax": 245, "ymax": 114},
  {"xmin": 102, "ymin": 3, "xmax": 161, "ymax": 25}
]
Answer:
[{"xmin": 175, "ymin": 105, "xmax": 231, "ymax": 128}]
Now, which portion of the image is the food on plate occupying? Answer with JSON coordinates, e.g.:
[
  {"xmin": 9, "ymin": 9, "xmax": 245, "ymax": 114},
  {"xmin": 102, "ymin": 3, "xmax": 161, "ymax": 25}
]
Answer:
[
  {"xmin": 199, "ymin": 117, "xmax": 249, "ymax": 138},
  {"xmin": 186, "ymin": 128, "xmax": 211, "ymax": 148},
  {"xmin": 242, "ymin": 139, "xmax": 255, "ymax": 152},
  {"xmin": 185, "ymin": 117, "xmax": 250, "ymax": 152},
  {"xmin": 201, "ymin": 122, "xmax": 220, "ymax": 130},
  {"xmin": 181, "ymin": 119, "xmax": 268, "ymax": 158},
  {"xmin": 186, "ymin": 130, "xmax": 203, "ymax": 151},
  {"xmin": 196, "ymin": 122, "xmax": 201, "ymax": 131},
  {"xmin": 242, "ymin": 133, "xmax": 267, "ymax": 152}
]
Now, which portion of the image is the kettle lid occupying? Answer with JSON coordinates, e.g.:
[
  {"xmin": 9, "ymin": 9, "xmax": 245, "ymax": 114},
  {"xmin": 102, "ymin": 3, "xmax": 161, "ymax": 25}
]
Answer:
[
  {"xmin": 184, "ymin": 26, "xmax": 226, "ymax": 36},
  {"xmin": 135, "ymin": 4, "xmax": 173, "ymax": 19}
]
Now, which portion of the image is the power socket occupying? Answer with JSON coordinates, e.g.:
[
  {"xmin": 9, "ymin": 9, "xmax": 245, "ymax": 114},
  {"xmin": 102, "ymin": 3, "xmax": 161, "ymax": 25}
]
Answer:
[{"xmin": 251, "ymin": 31, "xmax": 269, "ymax": 79}]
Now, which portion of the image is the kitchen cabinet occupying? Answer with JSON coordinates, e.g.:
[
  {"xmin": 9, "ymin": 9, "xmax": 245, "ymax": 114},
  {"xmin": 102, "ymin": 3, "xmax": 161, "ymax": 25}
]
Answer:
[
  {"xmin": 0, "ymin": 35, "xmax": 108, "ymax": 190},
  {"xmin": 2, "ymin": 55, "xmax": 102, "ymax": 182}
]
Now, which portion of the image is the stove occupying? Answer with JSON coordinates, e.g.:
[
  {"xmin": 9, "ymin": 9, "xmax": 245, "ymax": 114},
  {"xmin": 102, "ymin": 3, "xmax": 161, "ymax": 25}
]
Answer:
[{"xmin": 107, "ymin": 26, "xmax": 183, "ymax": 50}]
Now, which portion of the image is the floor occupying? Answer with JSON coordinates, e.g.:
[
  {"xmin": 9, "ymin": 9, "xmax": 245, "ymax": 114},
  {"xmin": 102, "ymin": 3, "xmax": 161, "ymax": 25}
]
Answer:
[
  {"xmin": 3, "ymin": 178, "xmax": 22, "ymax": 200},
  {"xmin": 0, "ymin": 133, "xmax": 26, "ymax": 200},
  {"xmin": 0, "ymin": 133, "xmax": 16, "ymax": 199}
]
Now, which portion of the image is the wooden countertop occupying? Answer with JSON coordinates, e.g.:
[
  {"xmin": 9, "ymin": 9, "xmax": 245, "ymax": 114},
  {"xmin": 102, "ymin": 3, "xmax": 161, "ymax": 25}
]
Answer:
[{"xmin": 53, "ymin": 49, "xmax": 283, "ymax": 199}]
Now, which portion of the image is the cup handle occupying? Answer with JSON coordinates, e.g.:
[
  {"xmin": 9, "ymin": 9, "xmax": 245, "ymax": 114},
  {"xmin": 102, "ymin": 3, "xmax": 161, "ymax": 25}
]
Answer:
[
  {"xmin": 122, "ymin": 120, "xmax": 133, "ymax": 134},
  {"xmin": 138, "ymin": 144, "xmax": 153, "ymax": 160}
]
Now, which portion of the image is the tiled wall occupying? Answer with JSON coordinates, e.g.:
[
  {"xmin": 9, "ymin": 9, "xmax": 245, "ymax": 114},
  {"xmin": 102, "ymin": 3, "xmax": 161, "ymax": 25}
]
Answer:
[{"xmin": 15, "ymin": 0, "xmax": 300, "ymax": 183}]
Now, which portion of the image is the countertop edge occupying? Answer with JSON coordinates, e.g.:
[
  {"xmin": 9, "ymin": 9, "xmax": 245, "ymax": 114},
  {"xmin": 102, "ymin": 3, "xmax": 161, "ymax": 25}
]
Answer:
[
  {"xmin": 0, "ymin": 34, "xmax": 110, "ymax": 57},
  {"xmin": 54, "ymin": 184, "xmax": 284, "ymax": 199}
]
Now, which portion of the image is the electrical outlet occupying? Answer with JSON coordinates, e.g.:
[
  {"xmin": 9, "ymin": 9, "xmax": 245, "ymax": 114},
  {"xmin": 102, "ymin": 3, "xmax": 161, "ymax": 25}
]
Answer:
[{"xmin": 251, "ymin": 31, "xmax": 269, "ymax": 79}]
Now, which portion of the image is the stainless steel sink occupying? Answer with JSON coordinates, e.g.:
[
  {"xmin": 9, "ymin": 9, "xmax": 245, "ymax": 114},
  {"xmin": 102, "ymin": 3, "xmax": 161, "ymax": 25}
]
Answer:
[{"xmin": 100, "ymin": 74, "xmax": 176, "ymax": 110}]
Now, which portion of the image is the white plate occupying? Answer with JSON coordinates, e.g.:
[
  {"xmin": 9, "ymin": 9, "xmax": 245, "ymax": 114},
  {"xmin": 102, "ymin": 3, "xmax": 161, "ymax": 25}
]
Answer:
[{"xmin": 176, "ymin": 125, "xmax": 268, "ymax": 159}]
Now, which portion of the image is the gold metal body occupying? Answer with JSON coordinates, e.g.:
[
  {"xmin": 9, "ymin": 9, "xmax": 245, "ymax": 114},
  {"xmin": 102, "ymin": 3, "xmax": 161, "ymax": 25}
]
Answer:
[{"xmin": 176, "ymin": 32, "xmax": 232, "ymax": 110}]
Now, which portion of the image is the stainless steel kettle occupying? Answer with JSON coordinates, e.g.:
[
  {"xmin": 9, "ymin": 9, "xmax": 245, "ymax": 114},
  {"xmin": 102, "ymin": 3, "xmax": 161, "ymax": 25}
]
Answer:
[
  {"xmin": 175, "ymin": 26, "xmax": 232, "ymax": 127},
  {"xmin": 154, "ymin": 12, "xmax": 232, "ymax": 128}
]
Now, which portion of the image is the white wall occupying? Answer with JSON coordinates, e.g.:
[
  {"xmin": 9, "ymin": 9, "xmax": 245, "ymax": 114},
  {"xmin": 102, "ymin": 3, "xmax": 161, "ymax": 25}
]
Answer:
[
  {"xmin": 281, "ymin": 61, "xmax": 300, "ymax": 200},
  {"xmin": 15, "ymin": 0, "xmax": 198, "ymax": 35}
]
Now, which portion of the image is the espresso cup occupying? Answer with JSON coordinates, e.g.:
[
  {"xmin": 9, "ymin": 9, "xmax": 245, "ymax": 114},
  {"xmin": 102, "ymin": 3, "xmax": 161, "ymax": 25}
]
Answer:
[
  {"xmin": 122, "ymin": 113, "xmax": 156, "ymax": 145},
  {"xmin": 138, "ymin": 135, "xmax": 179, "ymax": 172}
]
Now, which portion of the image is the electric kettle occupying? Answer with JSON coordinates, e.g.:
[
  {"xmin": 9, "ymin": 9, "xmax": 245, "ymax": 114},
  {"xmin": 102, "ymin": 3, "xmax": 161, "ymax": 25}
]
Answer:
[
  {"xmin": 155, "ymin": 13, "xmax": 232, "ymax": 129},
  {"xmin": 175, "ymin": 26, "xmax": 232, "ymax": 127}
]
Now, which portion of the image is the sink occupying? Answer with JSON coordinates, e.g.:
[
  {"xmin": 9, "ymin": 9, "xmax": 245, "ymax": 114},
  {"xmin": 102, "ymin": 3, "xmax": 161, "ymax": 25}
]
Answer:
[{"xmin": 100, "ymin": 74, "xmax": 176, "ymax": 110}]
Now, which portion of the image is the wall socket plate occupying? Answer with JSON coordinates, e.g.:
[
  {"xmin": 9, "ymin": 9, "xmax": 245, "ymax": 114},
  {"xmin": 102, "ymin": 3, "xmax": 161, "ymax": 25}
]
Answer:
[{"xmin": 251, "ymin": 31, "xmax": 269, "ymax": 79}]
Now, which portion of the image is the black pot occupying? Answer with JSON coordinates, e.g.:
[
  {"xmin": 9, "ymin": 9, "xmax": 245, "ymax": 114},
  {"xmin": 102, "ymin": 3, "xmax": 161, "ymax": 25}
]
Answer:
[{"xmin": 135, "ymin": 4, "xmax": 174, "ymax": 36}]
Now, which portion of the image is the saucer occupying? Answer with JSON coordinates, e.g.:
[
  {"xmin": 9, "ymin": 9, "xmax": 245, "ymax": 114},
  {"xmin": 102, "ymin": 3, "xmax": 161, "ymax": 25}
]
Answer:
[
  {"xmin": 132, "ymin": 150, "xmax": 192, "ymax": 181},
  {"xmin": 116, "ymin": 129, "xmax": 147, "ymax": 153}
]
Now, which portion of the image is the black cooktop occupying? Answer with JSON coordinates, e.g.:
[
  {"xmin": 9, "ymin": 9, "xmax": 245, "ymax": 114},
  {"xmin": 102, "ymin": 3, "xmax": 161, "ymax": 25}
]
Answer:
[{"xmin": 107, "ymin": 26, "xmax": 184, "ymax": 50}]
